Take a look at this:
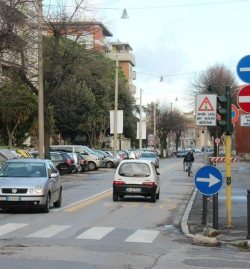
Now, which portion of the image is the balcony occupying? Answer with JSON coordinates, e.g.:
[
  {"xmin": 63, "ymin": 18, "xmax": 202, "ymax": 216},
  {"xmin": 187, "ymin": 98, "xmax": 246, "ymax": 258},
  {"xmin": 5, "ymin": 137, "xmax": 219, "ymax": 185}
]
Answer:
[
  {"xmin": 129, "ymin": 84, "xmax": 136, "ymax": 94},
  {"xmin": 106, "ymin": 52, "xmax": 135, "ymax": 67}
]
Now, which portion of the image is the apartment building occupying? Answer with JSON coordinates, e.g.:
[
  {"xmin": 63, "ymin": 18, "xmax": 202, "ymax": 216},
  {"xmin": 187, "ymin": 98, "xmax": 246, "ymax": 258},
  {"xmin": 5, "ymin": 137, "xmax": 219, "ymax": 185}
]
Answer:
[
  {"xmin": 42, "ymin": 21, "xmax": 113, "ymax": 52},
  {"xmin": 0, "ymin": 1, "xmax": 38, "ymax": 83},
  {"xmin": 106, "ymin": 42, "xmax": 136, "ymax": 94}
]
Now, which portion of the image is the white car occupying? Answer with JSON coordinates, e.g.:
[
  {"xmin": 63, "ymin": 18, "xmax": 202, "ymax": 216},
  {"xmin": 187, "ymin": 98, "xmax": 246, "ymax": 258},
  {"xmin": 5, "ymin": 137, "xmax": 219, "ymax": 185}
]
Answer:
[
  {"xmin": 113, "ymin": 160, "xmax": 160, "ymax": 203},
  {"xmin": 194, "ymin": 147, "xmax": 201, "ymax": 153}
]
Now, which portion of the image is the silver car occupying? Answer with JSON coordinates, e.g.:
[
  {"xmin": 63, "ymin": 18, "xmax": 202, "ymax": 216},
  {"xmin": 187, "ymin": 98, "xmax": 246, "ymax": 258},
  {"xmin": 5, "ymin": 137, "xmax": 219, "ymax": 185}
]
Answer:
[
  {"xmin": 138, "ymin": 152, "xmax": 160, "ymax": 168},
  {"xmin": 0, "ymin": 158, "xmax": 62, "ymax": 213},
  {"xmin": 94, "ymin": 150, "xmax": 120, "ymax": 168}
]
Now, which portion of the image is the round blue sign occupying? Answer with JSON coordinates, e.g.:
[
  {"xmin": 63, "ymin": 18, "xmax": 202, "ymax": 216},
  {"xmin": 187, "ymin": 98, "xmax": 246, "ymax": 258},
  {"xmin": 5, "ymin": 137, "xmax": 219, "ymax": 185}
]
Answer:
[
  {"xmin": 237, "ymin": 55, "xmax": 250, "ymax": 84},
  {"xmin": 194, "ymin": 166, "xmax": 223, "ymax": 195}
]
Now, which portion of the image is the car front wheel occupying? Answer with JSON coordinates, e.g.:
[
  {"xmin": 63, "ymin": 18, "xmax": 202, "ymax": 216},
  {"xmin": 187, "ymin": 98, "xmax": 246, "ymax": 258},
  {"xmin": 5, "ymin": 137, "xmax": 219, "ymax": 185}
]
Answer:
[
  {"xmin": 53, "ymin": 188, "xmax": 62, "ymax": 208},
  {"xmin": 41, "ymin": 194, "xmax": 50, "ymax": 213}
]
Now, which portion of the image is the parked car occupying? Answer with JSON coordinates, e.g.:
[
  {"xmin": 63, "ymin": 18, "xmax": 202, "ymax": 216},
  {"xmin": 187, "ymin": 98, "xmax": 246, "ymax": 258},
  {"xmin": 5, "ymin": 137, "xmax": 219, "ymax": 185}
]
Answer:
[
  {"xmin": 50, "ymin": 145, "xmax": 101, "ymax": 171},
  {"xmin": 126, "ymin": 150, "xmax": 136, "ymax": 159},
  {"xmin": 103, "ymin": 150, "xmax": 124, "ymax": 161},
  {"xmin": 138, "ymin": 152, "xmax": 159, "ymax": 168},
  {"xmin": 113, "ymin": 160, "xmax": 160, "ymax": 203},
  {"xmin": 194, "ymin": 147, "xmax": 202, "ymax": 153},
  {"xmin": 67, "ymin": 153, "xmax": 80, "ymax": 173},
  {"xmin": 176, "ymin": 149, "xmax": 189, "ymax": 158},
  {"xmin": 16, "ymin": 149, "xmax": 34, "ymax": 158},
  {"xmin": 0, "ymin": 158, "xmax": 62, "ymax": 213},
  {"xmin": 118, "ymin": 150, "xmax": 129, "ymax": 159},
  {"xmin": 50, "ymin": 152, "xmax": 76, "ymax": 175},
  {"xmin": 94, "ymin": 150, "xmax": 120, "ymax": 168},
  {"xmin": 0, "ymin": 148, "xmax": 19, "ymax": 168},
  {"xmin": 75, "ymin": 153, "xmax": 88, "ymax": 172}
]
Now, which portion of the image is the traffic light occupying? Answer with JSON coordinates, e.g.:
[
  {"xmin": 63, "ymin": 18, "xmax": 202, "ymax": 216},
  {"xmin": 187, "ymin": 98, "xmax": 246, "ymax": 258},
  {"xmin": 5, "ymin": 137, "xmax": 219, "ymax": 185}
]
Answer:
[{"xmin": 217, "ymin": 86, "xmax": 233, "ymax": 135}]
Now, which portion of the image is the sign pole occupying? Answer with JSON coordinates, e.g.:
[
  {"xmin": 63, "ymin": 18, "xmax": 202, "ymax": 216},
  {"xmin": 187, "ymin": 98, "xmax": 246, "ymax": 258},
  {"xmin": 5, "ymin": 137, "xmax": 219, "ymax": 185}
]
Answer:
[{"xmin": 226, "ymin": 135, "xmax": 232, "ymax": 227}]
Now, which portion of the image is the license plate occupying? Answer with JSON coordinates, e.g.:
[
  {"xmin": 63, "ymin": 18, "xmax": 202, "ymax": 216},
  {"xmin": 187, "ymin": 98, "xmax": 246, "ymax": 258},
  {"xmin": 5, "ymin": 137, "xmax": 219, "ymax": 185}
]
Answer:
[
  {"xmin": 126, "ymin": 188, "xmax": 141, "ymax": 192},
  {"xmin": 6, "ymin": 196, "xmax": 21, "ymax": 201}
]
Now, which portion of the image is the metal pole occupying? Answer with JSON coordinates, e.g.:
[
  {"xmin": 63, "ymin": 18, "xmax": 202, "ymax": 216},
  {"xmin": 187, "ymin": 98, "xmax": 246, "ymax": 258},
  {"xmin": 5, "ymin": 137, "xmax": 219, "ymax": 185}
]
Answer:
[
  {"xmin": 226, "ymin": 135, "xmax": 232, "ymax": 227},
  {"xmin": 154, "ymin": 103, "xmax": 156, "ymax": 148},
  {"xmin": 202, "ymin": 195, "xmax": 208, "ymax": 224},
  {"xmin": 139, "ymin": 88, "xmax": 142, "ymax": 153},
  {"xmin": 247, "ymin": 190, "xmax": 250, "ymax": 239},
  {"xmin": 213, "ymin": 193, "xmax": 218, "ymax": 230},
  {"xmin": 204, "ymin": 126, "xmax": 207, "ymax": 165},
  {"xmin": 38, "ymin": 0, "xmax": 44, "ymax": 159},
  {"xmin": 113, "ymin": 55, "xmax": 118, "ymax": 157}
]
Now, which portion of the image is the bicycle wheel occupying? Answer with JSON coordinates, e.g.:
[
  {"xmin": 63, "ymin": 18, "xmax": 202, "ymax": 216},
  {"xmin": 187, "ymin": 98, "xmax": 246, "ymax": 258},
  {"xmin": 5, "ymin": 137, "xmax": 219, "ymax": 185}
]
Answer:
[{"xmin": 188, "ymin": 166, "xmax": 191, "ymax": 177}]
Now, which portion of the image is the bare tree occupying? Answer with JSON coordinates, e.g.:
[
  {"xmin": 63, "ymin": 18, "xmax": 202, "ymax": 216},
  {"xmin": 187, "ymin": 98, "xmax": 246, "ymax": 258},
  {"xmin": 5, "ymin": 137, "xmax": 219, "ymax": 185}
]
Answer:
[{"xmin": 188, "ymin": 63, "xmax": 238, "ymax": 154}]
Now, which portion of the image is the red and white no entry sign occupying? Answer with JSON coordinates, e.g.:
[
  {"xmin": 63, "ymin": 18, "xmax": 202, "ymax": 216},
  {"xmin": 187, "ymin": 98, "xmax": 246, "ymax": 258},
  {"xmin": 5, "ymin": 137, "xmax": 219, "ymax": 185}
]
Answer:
[
  {"xmin": 237, "ymin": 85, "xmax": 250, "ymax": 113},
  {"xmin": 215, "ymin": 138, "xmax": 220, "ymax": 144}
]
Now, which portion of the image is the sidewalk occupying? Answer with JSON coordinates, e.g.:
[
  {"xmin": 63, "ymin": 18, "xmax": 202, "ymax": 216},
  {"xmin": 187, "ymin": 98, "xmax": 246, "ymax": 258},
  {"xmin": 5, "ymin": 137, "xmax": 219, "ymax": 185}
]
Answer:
[{"xmin": 183, "ymin": 160, "xmax": 250, "ymax": 242}]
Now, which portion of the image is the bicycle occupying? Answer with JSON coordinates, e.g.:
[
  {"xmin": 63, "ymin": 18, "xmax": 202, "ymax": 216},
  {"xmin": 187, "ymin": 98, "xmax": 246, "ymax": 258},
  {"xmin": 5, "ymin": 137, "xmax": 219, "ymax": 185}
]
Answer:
[{"xmin": 185, "ymin": 162, "xmax": 193, "ymax": 177}]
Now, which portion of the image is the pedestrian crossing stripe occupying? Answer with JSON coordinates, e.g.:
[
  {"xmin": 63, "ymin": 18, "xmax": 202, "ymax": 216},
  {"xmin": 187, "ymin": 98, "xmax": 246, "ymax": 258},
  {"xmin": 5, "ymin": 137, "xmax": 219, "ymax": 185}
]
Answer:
[
  {"xmin": 0, "ymin": 223, "xmax": 28, "ymax": 236},
  {"xmin": 26, "ymin": 225, "xmax": 71, "ymax": 238},
  {"xmin": 198, "ymin": 96, "xmax": 214, "ymax": 111},
  {"xmin": 125, "ymin": 230, "xmax": 160, "ymax": 243},
  {"xmin": 0, "ymin": 223, "xmax": 160, "ymax": 243},
  {"xmin": 76, "ymin": 226, "xmax": 114, "ymax": 240}
]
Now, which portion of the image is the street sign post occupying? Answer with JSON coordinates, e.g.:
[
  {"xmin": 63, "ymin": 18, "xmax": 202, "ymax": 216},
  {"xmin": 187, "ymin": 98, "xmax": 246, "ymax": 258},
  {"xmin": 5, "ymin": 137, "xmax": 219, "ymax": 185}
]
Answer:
[
  {"xmin": 237, "ymin": 85, "xmax": 250, "ymax": 113},
  {"xmin": 194, "ymin": 166, "xmax": 223, "ymax": 195},
  {"xmin": 237, "ymin": 55, "xmax": 250, "ymax": 84}
]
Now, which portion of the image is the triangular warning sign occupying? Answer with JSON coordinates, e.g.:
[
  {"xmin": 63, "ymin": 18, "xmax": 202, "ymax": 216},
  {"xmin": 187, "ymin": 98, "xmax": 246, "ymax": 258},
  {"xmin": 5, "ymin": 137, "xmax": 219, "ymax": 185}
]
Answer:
[{"xmin": 198, "ymin": 97, "xmax": 214, "ymax": 111}]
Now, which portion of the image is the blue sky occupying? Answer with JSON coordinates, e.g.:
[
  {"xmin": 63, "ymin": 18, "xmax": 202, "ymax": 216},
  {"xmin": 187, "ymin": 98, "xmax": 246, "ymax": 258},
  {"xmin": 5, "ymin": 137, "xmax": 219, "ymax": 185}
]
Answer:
[{"xmin": 46, "ymin": 0, "xmax": 250, "ymax": 111}]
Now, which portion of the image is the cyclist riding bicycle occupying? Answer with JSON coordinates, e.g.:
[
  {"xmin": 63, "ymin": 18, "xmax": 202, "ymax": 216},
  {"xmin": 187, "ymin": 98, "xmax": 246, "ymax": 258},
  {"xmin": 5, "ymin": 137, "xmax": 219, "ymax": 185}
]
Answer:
[{"xmin": 183, "ymin": 151, "xmax": 194, "ymax": 173}]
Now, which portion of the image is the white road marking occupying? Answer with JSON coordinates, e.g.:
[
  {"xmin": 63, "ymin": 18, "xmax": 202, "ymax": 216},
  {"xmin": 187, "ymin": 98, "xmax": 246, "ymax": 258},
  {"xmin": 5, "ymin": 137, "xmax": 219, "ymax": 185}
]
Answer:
[
  {"xmin": 76, "ymin": 227, "xmax": 114, "ymax": 240},
  {"xmin": 26, "ymin": 225, "xmax": 70, "ymax": 238},
  {"xmin": 0, "ymin": 223, "xmax": 28, "ymax": 236},
  {"xmin": 125, "ymin": 230, "xmax": 160, "ymax": 243}
]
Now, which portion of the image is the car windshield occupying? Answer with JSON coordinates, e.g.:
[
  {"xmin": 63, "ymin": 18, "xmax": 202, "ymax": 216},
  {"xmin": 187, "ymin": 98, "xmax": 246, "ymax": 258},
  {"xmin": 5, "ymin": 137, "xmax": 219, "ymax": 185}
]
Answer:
[
  {"xmin": 140, "ymin": 153, "xmax": 156, "ymax": 158},
  {"xmin": 0, "ymin": 162, "xmax": 46, "ymax": 177},
  {"xmin": 118, "ymin": 163, "xmax": 150, "ymax": 177}
]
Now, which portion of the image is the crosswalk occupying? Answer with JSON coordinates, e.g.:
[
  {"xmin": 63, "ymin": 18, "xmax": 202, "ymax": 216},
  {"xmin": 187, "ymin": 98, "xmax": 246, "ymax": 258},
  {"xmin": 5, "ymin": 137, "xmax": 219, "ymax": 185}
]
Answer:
[{"xmin": 0, "ymin": 223, "xmax": 160, "ymax": 243}]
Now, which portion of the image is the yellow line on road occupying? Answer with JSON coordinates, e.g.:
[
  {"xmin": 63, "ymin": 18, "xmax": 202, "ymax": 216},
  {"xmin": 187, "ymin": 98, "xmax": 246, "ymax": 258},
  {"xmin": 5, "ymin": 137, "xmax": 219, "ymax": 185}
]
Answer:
[
  {"xmin": 64, "ymin": 191, "xmax": 112, "ymax": 212},
  {"xmin": 159, "ymin": 161, "xmax": 182, "ymax": 173}
]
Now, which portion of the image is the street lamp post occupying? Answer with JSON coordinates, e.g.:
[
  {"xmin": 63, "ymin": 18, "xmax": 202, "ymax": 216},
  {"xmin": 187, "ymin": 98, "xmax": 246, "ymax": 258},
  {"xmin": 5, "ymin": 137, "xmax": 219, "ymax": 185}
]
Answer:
[
  {"xmin": 139, "ymin": 88, "xmax": 142, "ymax": 153},
  {"xmin": 113, "ymin": 55, "xmax": 119, "ymax": 157}
]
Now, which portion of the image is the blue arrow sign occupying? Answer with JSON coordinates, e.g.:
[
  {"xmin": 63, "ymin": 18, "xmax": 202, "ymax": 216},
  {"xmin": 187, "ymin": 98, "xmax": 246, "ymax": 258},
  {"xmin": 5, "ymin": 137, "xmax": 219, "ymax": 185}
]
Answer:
[
  {"xmin": 237, "ymin": 55, "xmax": 250, "ymax": 84},
  {"xmin": 194, "ymin": 166, "xmax": 223, "ymax": 195}
]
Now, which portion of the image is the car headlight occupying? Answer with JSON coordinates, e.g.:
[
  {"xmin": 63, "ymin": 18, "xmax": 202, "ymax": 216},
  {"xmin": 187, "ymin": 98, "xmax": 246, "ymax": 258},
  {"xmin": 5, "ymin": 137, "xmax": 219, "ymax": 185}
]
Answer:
[{"xmin": 34, "ymin": 185, "xmax": 44, "ymax": 193}]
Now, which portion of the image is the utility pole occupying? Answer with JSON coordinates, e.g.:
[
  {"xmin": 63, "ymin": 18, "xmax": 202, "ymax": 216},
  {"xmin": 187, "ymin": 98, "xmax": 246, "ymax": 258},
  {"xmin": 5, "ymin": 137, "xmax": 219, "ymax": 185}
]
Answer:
[
  {"xmin": 139, "ymin": 88, "xmax": 142, "ymax": 153},
  {"xmin": 154, "ymin": 103, "xmax": 156, "ymax": 148},
  {"xmin": 38, "ymin": 0, "xmax": 44, "ymax": 159},
  {"xmin": 113, "ymin": 55, "xmax": 119, "ymax": 157}
]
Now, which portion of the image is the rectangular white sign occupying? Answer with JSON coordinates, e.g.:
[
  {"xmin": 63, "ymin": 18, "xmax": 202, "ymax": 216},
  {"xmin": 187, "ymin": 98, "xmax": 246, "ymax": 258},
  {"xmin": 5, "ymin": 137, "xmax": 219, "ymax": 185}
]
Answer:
[
  {"xmin": 195, "ymin": 94, "xmax": 217, "ymax": 126},
  {"xmin": 136, "ymin": 121, "xmax": 147, "ymax": 139},
  {"xmin": 240, "ymin": 114, "xmax": 250, "ymax": 126},
  {"xmin": 110, "ymin": 110, "xmax": 123, "ymax": 134}
]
